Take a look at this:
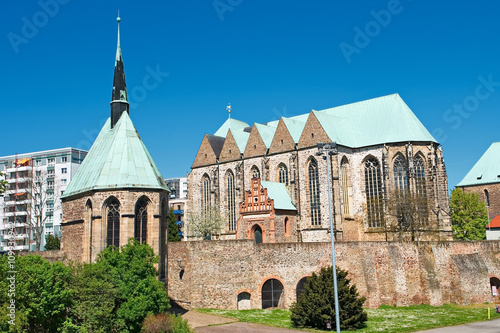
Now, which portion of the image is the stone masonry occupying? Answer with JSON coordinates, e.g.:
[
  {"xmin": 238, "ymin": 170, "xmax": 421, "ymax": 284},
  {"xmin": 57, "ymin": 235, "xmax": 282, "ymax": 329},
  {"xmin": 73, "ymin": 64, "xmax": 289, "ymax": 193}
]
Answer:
[{"xmin": 168, "ymin": 240, "xmax": 500, "ymax": 310}]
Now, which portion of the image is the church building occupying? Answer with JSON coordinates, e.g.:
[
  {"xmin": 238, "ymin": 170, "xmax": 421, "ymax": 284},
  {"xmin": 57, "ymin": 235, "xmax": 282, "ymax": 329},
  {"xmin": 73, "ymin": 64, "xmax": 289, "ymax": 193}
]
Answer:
[
  {"xmin": 60, "ymin": 17, "xmax": 169, "ymax": 278},
  {"xmin": 188, "ymin": 94, "xmax": 452, "ymax": 242}
]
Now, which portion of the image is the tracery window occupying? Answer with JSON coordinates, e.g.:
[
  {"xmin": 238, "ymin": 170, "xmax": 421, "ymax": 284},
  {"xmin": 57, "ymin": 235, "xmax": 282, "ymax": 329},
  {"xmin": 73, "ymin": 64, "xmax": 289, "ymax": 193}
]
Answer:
[
  {"xmin": 202, "ymin": 175, "xmax": 211, "ymax": 214},
  {"xmin": 134, "ymin": 197, "xmax": 148, "ymax": 244},
  {"xmin": 414, "ymin": 155, "xmax": 428, "ymax": 225},
  {"xmin": 365, "ymin": 157, "xmax": 384, "ymax": 228},
  {"xmin": 227, "ymin": 170, "xmax": 236, "ymax": 232},
  {"xmin": 308, "ymin": 158, "xmax": 321, "ymax": 226},
  {"xmin": 251, "ymin": 166, "xmax": 260, "ymax": 179},
  {"xmin": 106, "ymin": 198, "xmax": 120, "ymax": 247},
  {"xmin": 278, "ymin": 164, "xmax": 288, "ymax": 186},
  {"xmin": 340, "ymin": 157, "xmax": 350, "ymax": 216},
  {"xmin": 394, "ymin": 155, "xmax": 409, "ymax": 226}
]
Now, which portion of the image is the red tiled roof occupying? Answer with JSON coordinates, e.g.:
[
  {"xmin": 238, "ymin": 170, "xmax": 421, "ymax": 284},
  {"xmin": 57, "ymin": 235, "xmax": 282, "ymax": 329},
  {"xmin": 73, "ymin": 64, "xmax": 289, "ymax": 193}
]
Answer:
[{"xmin": 486, "ymin": 215, "xmax": 500, "ymax": 228}]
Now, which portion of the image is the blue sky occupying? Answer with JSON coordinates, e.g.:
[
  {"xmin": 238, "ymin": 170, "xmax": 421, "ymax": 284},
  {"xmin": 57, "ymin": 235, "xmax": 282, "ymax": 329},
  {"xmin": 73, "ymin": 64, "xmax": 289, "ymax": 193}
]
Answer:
[{"xmin": 1, "ymin": 1, "xmax": 499, "ymax": 189}]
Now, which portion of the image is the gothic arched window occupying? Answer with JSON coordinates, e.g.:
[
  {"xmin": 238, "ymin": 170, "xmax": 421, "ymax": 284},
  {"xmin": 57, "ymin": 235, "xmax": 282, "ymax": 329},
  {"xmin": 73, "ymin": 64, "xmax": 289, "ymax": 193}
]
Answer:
[
  {"xmin": 106, "ymin": 198, "xmax": 120, "ymax": 248},
  {"xmin": 414, "ymin": 155, "xmax": 428, "ymax": 225},
  {"xmin": 227, "ymin": 170, "xmax": 236, "ymax": 232},
  {"xmin": 308, "ymin": 158, "xmax": 321, "ymax": 226},
  {"xmin": 251, "ymin": 166, "xmax": 260, "ymax": 179},
  {"xmin": 340, "ymin": 157, "xmax": 351, "ymax": 216},
  {"xmin": 393, "ymin": 155, "xmax": 408, "ymax": 192},
  {"xmin": 365, "ymin": 157, "xmax": 384, "ymax": 228},
  {"xmin": 394, "ymin": 155, "xmax": 409, "ymax": 226},
  {"xmin": 202, "ymin": 174, "xmax": 211, "ymax": 214},
  {"xmin": 278, "ymin": 164, "xmax": 288, "ymax": 186},
  {"xmin": 134, "ymin": 197, "xmax": 148, "ymax": 244}
]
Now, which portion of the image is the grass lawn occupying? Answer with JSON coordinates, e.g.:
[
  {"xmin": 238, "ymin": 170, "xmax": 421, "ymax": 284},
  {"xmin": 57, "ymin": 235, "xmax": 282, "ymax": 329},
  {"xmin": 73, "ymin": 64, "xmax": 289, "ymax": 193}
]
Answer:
[{"xmin": 199, "ymin": 303, "xmax": 500, "ymax": 332}]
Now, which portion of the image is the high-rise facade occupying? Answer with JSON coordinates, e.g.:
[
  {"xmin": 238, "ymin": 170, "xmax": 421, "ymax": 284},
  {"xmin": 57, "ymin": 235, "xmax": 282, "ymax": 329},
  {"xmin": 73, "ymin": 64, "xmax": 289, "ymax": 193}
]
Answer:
[{"xmin": 0, "ymin": 148, "xmax": 87, "ymax": 251}]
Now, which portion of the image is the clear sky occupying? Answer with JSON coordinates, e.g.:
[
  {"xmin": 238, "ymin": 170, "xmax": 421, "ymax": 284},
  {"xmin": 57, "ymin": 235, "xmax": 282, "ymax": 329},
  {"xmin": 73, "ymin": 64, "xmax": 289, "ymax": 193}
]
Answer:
[{"xmin": 1, "ymin": 1, "xmax": 499, "ymax": 190}]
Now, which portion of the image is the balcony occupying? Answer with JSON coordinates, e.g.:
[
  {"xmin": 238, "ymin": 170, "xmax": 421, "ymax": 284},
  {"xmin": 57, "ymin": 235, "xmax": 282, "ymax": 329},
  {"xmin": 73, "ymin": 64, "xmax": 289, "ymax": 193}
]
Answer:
[
  {"xmin": 4, "ymin": 211, "xmax": 28, "ymax": 217},
  {"xmin": 4, "ymin": 199, "xmax": 29, "ymax": 206},
  {"xmin": 3, "ymin": 234, "xmax": 28, "ymax": 241},
  {"xmin": 173, "ymin": 210, "xmax": 184, "ymax": 215},
  {"xmin": 176, "ymin": 221, "xmax": 184, "ymax": 227},
  {"xmin": 5, "ymin": 188, "xmax": 29, "ymax": 195}
]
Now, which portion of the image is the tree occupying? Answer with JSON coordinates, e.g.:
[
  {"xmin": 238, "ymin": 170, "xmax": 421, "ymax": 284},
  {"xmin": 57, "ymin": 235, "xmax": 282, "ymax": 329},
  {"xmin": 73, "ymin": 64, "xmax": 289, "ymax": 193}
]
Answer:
[
  {"xmin": 29, "ymin": 170, "xmax": 61, "ymax": 251},
  {"xmin": 186, "ymin": 206, "xmax": 224, "ymax": 240},
  {"xmin": 0, "ymin": 255, "xmax": 73, "ymax": 332},
  {"xmin": 0, "ymin": 171, "xmax": 7, "ymax": 196},
  {"xmin": 64, "ymin": 261, "xmax": 120, "ymax": 333},
  {"xmin": 44, "ymin": 234, "xmax": 60, "ymax": 250},
  {"xmin": 96, "ymin": 238, "xmax": 170, "ymax": 333},
  {"xmin": 290, "ymin": 266, "xmax": 367, "ymax": 331},
  {"xmin": 450, "ymin": 188, "xmax": 488, "ymax": 240},
  {"xmin": 168, "ymin": 208, "xmax": 181, "ymax": 242},
  {"xmin": 385, "ymin": 190, "xmax": 431, "ymax": 241}
]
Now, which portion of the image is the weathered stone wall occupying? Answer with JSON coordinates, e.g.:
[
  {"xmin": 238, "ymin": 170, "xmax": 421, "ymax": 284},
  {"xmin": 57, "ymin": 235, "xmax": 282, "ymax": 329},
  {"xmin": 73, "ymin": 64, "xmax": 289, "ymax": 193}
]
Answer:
[
  {"xmin": 61, "ymin": 189, "xmax": 169, "ymax": 278},
  {"xmin": 168, "ymin": 240, "xmax": 500, "ymax": 310},
  {"xmin": 20, "ymin": 250, "xmax": 67, "ymax": 262}
]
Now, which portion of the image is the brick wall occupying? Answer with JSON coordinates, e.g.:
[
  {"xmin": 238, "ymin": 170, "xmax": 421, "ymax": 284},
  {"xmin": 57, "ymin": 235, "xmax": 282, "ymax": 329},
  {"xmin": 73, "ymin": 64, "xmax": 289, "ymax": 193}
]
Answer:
[{"xmin": 168, "ymin": 240, "xmax": 500, "ymax": 310}]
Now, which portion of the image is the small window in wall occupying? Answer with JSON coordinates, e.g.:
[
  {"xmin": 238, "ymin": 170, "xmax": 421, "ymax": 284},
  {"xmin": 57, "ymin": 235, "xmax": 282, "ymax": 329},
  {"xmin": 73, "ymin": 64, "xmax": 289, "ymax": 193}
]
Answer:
[
  {"xmin": 254, "ymin": 225, "xmax": 263, "ymax": 244},
  {"xmin": 284, "ymin": 217, "xmax": 290, "ymax": 237},
  {"xmin": 237, "ymin": 292, "xmax": 251, "ymax": 310},
  {"xmin": 485, "ymin": 189, "xmax": 490, "ymax": 207},
  {"xmin": 61, "ymin": 168, "xmax": 67, "ymax": 174},
  {"xmin": 62, "ymin": 156, "xmax": 68, "ymax": 163},
  {"xmin": 251, "ymin": 166, "xmax": 260, "ymax": 179}
]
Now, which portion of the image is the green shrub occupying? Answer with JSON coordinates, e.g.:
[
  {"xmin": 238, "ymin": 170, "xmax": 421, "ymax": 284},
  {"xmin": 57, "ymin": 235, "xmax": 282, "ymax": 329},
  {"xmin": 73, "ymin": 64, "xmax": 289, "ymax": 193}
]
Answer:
[
  {"xmin": 44, "ymin": 234, "xmax": 61, "ymax": 250},
  {"xmin": 142, "ymin": 313, "xmax": 193, "ymax": 333},
  {"xmin": 290, "ymin": 266, "xmax": 367, "ymax": 331}
]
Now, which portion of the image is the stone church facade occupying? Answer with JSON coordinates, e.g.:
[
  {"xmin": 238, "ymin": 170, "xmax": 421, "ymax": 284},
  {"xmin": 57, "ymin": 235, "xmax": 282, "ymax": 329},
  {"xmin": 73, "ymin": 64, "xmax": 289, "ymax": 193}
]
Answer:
[
  {"xmin": 188, "ymin": 94, "xmax": 452, "ymax": 242},
  {"xmin": 60, "ymin": 17, "xmax": 169, "ymax": 278}
]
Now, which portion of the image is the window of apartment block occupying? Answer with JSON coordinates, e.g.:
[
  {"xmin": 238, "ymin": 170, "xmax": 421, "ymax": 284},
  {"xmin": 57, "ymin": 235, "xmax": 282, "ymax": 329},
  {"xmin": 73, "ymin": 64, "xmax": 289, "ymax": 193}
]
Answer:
[
  {"xmin": 62, "ymin": 179, "xmax": 67, "ymax": 185},
  {"xmin": 47, "ymin": 181, "xmax": 54, "ymax": 189},
  {"xmin": 48, "ymin": 170, "xmax": 55, "ymax": 176},
  {"xmin": 35, "ymin": 159, "xmax": 41, "ymax": 166},
  {"xmin": 47, "ymin": 158, "xmax": 55, "ymax": 165},
  {"xmin": 61, "ymin": 168, "xmax": 67, "ymax": 174},
  {"xmin": 61, "ymin": 156, "xmax": 67, "ymax": 163}
]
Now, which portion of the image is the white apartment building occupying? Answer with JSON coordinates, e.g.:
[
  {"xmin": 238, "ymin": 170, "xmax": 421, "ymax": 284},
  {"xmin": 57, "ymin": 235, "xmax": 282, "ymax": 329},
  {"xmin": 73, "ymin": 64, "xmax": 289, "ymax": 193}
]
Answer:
[
  {"xmin": 0, "ymin": 148, "xmax": 87, "ymax": 251},
  {"xmin": 165, "ymin": 177, "xmax": 187, "ymax": 240}
]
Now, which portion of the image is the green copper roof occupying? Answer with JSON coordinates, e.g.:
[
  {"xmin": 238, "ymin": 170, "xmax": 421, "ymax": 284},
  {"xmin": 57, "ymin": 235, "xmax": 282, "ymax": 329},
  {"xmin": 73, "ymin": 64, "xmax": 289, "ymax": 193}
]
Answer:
[
  {"xmin": 282, "ymin": 117, "xmax": 307, "ymax": 143},
  {"xmin": 457, "ymin": 142, "xmax": 500, "ymax": 187},
  {"xmin": 62, "ymin": 112, "xmax": 168, "ymax": 198},
  {"xmin": 315, "ymin": 93, "xmax": 437, "ymax": 148},
  {"xmin": 255, "ymin": 123, "xmax": 277, "ymax": 148},
  {"xmin": 230, "ymin": 129, "xmax": 251, "ymax": 152},
  {"xmin": 214, "ymin": 118, "xmax": 249, "ymax": 137},
  {"xmin": 261, "ymin": 180, "xmax": 296, "ymax": 211}
]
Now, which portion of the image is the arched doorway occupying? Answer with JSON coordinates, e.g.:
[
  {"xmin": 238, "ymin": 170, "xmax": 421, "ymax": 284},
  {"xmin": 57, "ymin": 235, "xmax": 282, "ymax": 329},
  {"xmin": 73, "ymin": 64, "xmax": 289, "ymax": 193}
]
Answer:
[
  {"xmin": 237, "ymin": 292, "xmax": 251, "ymax": 310},
  {"xmin": 254, "ymin": 225, "xmax": 263, "ymax": 244},
  {"xmin": 296, "ymin": 276, "xmax": 310, "ymax": 301},
  {"xmin": 262, "ymin": 279, "xmax": 284, "ymax": 309},
  {"xmin": 490, "ymin": 277, "xmax": 500, "ymax": 291}
]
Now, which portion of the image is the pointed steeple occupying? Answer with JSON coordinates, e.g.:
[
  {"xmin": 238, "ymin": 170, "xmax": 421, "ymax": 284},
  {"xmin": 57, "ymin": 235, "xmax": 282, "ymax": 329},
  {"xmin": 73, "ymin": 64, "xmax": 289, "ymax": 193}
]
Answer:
[{"xmin": 110, "ymin": 14, "xmax": 129, "ymax": 128}]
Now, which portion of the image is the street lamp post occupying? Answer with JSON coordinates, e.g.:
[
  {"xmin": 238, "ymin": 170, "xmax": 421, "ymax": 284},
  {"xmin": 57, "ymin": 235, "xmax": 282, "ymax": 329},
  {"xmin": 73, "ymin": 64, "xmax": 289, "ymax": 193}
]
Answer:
[{"xmin": 316, "ymin": 142, "xmax": 340, "ymax": 333}]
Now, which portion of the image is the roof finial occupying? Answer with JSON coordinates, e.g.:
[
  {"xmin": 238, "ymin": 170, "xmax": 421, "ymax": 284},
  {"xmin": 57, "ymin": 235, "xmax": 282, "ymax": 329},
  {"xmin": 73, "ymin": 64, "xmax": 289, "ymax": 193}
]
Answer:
[{"xmin": 226, "ymin": 103, "xmax": 231, "ymax": 119}]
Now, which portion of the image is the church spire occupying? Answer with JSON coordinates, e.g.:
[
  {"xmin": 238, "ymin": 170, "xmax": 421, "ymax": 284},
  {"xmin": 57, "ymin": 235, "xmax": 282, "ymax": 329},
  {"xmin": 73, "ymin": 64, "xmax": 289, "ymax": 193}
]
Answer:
[{"xmin": 110, "ymin": 13, "xmax": 129, "ymax": 128}]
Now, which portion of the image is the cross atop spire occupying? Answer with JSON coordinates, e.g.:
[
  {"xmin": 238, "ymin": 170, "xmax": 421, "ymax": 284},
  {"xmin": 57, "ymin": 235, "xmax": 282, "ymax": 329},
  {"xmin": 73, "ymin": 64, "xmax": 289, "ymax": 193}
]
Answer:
[
  {"xmin": 111, "ymin": 13, "xmax": 129, "ymax": 128},
  {"xmin": 227, "ymin": 103, "xmax": 231, "ymax": 119}
]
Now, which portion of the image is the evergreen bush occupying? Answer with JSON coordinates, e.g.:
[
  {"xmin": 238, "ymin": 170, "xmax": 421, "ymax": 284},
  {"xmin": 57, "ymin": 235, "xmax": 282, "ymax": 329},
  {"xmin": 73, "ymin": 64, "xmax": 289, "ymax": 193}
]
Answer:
[{"xmin": 290, "ymin": 266, "xmax": 367, "ymax": 331}]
